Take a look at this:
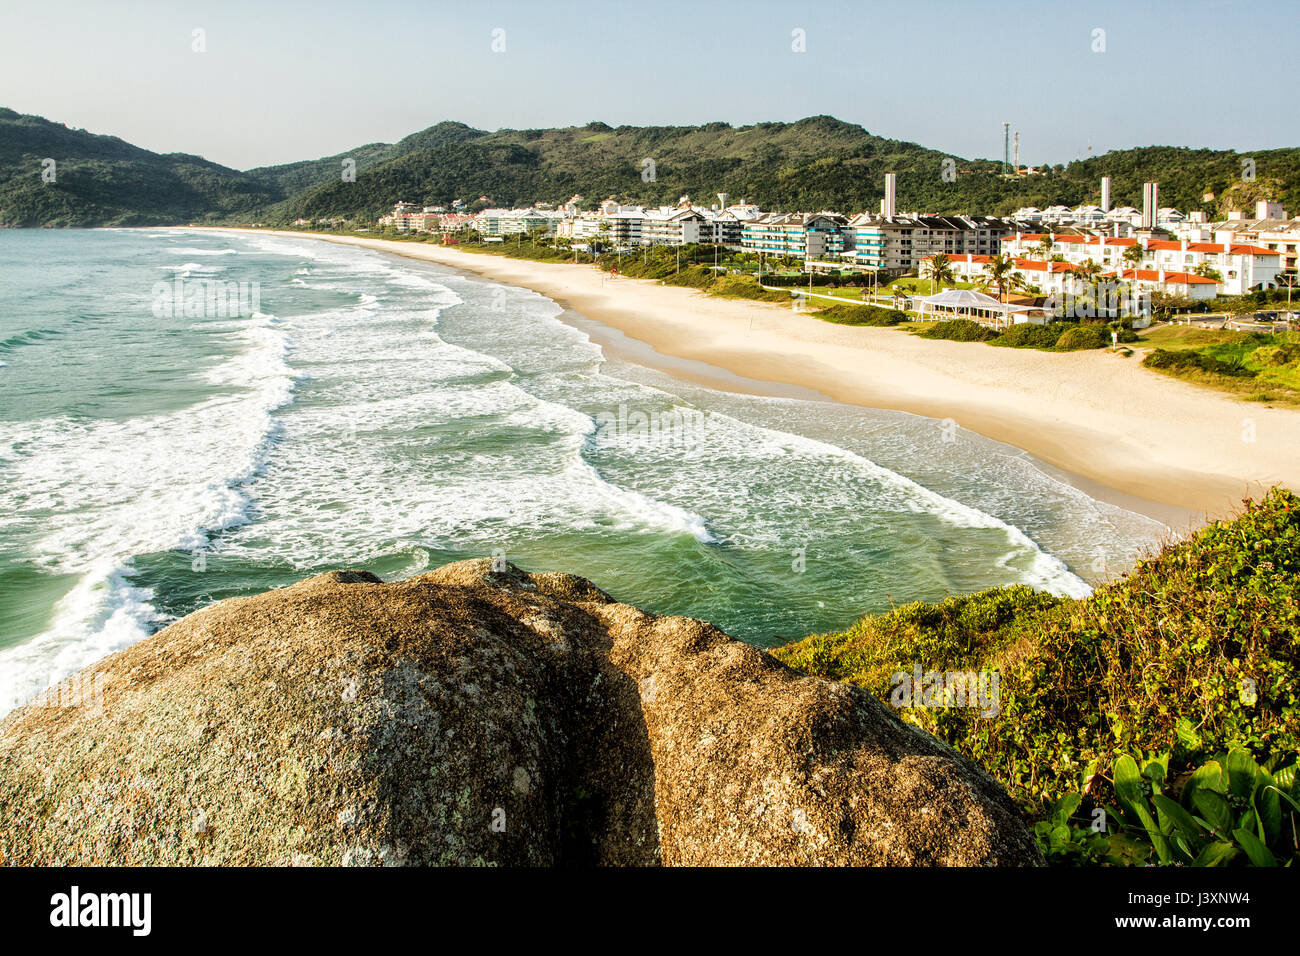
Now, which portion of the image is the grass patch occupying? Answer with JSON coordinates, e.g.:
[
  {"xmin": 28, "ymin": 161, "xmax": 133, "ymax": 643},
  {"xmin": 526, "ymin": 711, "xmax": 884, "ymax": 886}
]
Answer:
[
  {"xmin": 1137, "ymin": 325, "xmax": 1252, "ymax": 349},
  {"xmin": 1142, "ymin": 331, "xmax": 1300, "ymax": 405}
]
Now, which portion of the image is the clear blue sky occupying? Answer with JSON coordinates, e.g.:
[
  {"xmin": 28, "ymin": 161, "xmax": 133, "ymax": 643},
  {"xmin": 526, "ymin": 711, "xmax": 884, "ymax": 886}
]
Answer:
[{"xmin": 1, "ymin": 0, "xmax": 1294, "ymax": 171}]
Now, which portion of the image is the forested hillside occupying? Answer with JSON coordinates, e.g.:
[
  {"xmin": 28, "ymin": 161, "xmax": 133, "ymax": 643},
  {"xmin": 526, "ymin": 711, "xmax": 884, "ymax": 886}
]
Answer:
[{"xmin": 3, "ymin": 107, "xmax": 1297, "ymax": 227}]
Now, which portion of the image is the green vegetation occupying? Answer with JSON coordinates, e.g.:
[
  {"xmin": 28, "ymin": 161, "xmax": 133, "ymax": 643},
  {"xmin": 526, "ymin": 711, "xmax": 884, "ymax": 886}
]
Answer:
[
  {"xmin": 772, "ymin": 487, "xmax": 1300, "ymax": 865},
  {"xmin": 990, "ymin": 322, "xmax": 1074, "ymax": 349},
  {"xmin": 810, "ymin": 303, "xmax": 907, "ymax": 326},
  {"xmin": 1142, "ymin": 330, "xmax": 1300, "ymax": 404},
  {"xmin": 0, "ymin": 108, "xmax": 278, "ymax": 226},
  {"xmin": 1053, "ymin": 325, "xmax": 1111, "ymax": 350},
  {"xmin": 1038, "ymin": 749, "xmax": 1299, "ymax": 866},
  {"xmin": 916, "ymin": 319, "xmax": 1000, "ymax": 342},
  {"xmin": 918, "ymin": 318, "xmax": 1135, "ymax": 350},
  {"xmin": 1137, "ymin": 324, "xmax": 1250, "ymax": 348}
]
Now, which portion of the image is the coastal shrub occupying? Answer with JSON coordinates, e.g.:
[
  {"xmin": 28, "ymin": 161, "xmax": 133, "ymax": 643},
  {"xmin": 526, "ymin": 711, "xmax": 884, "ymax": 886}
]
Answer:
[
  {"xmin": 772, "ymin": 488, "xmax": 1300, "ymax": 829},
  {"xmin": 813, "ymin": 304, "xmax": 907, "ymax": 326},
  {"xmin": 707, "ymin": 275, "xmax": 789, "ymax": 303},
  {"xmin": 1143, "ymin": 348, "xmax": 1253, "ymax": 376},
  {"xmin": 661, "ymin": 265, "xmax": 716, "ymax": 291},
  {"xmin": 988, "ymin": 322, "xmax": 1069, "ymax": 349},
  {"xmin": 1251, "ymin": 343, "xmax": 1300, "ymax": 367},
  {"xmin": 1053, "ymin": 325, "xmax": 1110, "ymax": 350},
  {"xmin": 917, "ymin": 319, "xmax": 999, "ymax": 342}
]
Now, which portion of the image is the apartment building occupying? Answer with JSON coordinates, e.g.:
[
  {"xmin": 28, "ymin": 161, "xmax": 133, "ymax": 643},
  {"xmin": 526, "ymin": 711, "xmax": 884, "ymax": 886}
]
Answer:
[
  {"xmin": 378, "ymin": 202, "xmax": 442, "ymax": 232},
  {"xmin": 714, "ymin": 203, "xmax": 763, "ymax": 248},
  {"xmin": 641, "ymin": 208, "xmax": 718, "ymax": 246},
  {"xmin": 1171, "ymin": 205, "xmax": 1300, "ymax": 278},
  {"xmin": 473, "ymin": 208, "xmax": 565, "ymax": 237},
  {"xmin": 1001, "ymin": 233, "xmax": 1282, "ymax": 295},
  {"xmin": 741, "ymin": 213, "xmax": 849, "ymax": 258},
  {"xmin": 848, "ymin": 215, "xmax": 1015, "ymax": 272}
]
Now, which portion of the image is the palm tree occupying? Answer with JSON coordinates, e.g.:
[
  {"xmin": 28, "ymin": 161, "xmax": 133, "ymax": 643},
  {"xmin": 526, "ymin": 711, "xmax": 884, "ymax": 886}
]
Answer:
[
  {"xmin": 922, "ymin": 253, "xmax": 955, "ymax": 294},
  {"xmin": 1122, "ymin": 243, "xmax": 1146, "ymax": 276},
  {"xmin": 1069, "ymin": 258, "xmax": 1104, "ymax": 292},
  {"xmin": 981, "ymin": 254, "xmax": 1018, "ymax": 302},
  {"xmin": 1068, "ymin": 258, "xmax": 1106, "ymax": 317}
]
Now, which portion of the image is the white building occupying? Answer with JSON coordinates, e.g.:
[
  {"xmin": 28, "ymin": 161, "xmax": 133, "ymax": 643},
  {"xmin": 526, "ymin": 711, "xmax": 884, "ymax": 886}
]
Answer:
[
  {"xmin": 847, "ymin": 214, "xmax": 1016, "ymax": 272},
  {"xmin": 641, "ymin": 207, "xmax": 719, "ymax": 246},
  {"xmin": 1000, "ymin": 232, "xmax": 1282, "ymax": 295},
  {"xmin": 473, "ymin": 208, "xmax": 564, "ymax": 237}
]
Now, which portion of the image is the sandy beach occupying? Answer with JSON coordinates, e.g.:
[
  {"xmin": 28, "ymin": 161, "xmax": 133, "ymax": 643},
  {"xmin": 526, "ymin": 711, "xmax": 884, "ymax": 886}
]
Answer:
[{"xmin": 217, "ymin": 229, "xmax": 1300, "ymax": 522}]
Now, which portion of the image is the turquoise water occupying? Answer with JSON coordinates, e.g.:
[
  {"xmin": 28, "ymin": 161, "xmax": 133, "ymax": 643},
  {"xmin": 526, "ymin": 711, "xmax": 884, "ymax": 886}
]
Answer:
[{"xmin": 0, "ymin": 229, "xmax": 1169, "ymax": 714}]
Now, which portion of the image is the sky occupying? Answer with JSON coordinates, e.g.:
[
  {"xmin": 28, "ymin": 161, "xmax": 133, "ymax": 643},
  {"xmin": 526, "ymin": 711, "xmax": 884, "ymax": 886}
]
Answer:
[{"xmin": 0, "ymin": 0, "xmax": 1295, "ymax": 171}]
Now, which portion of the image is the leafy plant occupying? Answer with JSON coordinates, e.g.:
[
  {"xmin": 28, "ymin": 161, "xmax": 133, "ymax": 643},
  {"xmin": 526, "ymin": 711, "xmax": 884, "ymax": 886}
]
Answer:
[{"xmin": 1038, "ymin": 749, "xmax": 1300, "ymax": 866}]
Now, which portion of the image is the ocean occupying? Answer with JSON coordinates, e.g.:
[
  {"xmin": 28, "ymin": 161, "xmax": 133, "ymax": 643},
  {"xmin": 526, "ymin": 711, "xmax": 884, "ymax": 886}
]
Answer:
[{"xmin": 0, "ymin": 228, "xmax": 1170, "ymax": 715}]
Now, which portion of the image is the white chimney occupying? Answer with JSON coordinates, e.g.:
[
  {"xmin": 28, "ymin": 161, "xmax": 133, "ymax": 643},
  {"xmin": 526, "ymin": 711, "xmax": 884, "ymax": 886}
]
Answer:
[{"xmin": 1100, "ymin": 176, "xmax": 1111, "ymax": 213}]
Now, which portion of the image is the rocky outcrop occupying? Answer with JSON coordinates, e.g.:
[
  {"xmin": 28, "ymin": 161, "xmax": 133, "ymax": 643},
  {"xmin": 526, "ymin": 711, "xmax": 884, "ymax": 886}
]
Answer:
[{"xmin": 0, "ymin": 561, "xmax": 1041, "ymax": 866}]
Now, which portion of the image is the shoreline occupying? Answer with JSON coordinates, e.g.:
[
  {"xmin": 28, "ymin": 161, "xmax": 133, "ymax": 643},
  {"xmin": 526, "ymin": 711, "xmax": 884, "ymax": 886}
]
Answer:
[{"xmin": 204, "ymin": 228, "xmax": 1300, "ymax": 524}]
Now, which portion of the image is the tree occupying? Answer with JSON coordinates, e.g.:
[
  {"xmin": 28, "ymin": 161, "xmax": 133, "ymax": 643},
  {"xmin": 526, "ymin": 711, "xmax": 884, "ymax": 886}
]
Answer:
[
  {"xmin": 922, "ymin": 253, "xmax": 955, "ymax": 293},
  {"xmin": 1122, "ymin": 244, "xmax": 1146, "ymax": 272},
  {"xmin": 981, "ymin": 254, "xmax": 1019, "ymax": 302},
  {"xmin": 1069, "ymin": 258, "xmax": 1104, "ymax": 293}
]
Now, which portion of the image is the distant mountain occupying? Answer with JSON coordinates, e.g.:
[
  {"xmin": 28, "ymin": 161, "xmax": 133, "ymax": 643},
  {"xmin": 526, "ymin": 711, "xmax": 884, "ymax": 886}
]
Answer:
[
  {"xmin": 0, "ymin": 108, "xmax": 279, "ymax": 227},
  {"xmin": 243, "ymin": 121, "xmax": 485, "ymax": 196},
  {"xmin": 2, "ymin": 106, "xmax": 1298, "ymax": 228},
  {"xmin": 227, "ymin": 115, "xmax": 1300, "ymax": 224}
]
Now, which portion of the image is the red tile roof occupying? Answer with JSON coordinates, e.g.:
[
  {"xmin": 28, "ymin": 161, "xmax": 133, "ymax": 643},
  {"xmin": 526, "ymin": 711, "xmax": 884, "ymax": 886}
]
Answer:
[
  {"xmin": 1007, "ymin": 234, "xmax": 1276, "ymax": 257},
  {"xmin": 1106, "ymin": 268, "xmax": 1218, "ymax": 285}
]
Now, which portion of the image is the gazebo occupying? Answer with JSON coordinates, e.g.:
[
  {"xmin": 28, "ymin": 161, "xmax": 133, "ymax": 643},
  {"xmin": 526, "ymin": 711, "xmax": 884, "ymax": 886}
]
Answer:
[{"xmin": 915, "ymin": 289, "xmax": 1038, "ymax": 330}]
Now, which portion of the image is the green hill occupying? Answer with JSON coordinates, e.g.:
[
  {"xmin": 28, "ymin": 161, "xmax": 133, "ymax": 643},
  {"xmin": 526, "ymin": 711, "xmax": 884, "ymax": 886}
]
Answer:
[
  {"xmin": 243, "ymin": 120, "xmax": 485, "ymax": 196},
  {"xmin": 0, "ymin": 108, "xmax": 280, "ymax": 227},
  {"xmin": 3, "ymin": 106, "xmax": 1298, "ymax": 227}
]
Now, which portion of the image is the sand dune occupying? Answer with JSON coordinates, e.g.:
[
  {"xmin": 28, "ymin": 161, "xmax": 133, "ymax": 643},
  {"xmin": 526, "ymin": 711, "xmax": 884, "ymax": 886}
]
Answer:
[{"xmin": 214, "ymin": 230, "xmax": 1300, "ymax": 520}]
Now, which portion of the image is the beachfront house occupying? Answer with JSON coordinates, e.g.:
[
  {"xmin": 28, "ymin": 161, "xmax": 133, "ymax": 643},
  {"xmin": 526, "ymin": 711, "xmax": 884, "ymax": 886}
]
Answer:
[{"xmin": 1001, "ymin": 233, "xmax": 1283, "ymax": 295}]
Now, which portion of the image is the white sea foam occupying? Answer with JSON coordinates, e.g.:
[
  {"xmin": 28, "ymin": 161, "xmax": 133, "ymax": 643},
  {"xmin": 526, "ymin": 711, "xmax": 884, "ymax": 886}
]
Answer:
[{"xmin": 0, "ymin": 310, "xmax": 298, "ymax": 716}]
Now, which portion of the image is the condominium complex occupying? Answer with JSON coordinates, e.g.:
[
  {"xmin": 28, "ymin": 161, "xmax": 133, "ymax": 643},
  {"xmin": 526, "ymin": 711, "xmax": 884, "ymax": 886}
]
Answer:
[
  {"xmin": 847, "ymin": 215, "xmax": 1016, "ymax": 271},
  {"xmin": 943, "ymin": 253, "xmax": 1220, "ymax": 302},
  {"xmin": 1000, "ymin": 233, "xmax": 1283, "ymax": 295},
  {"xmin": 740, "ymin": 213, "xmax": 850, "ymax": 258}
]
